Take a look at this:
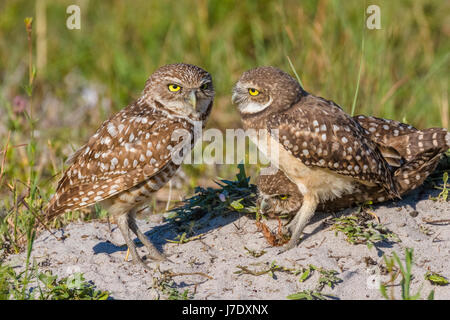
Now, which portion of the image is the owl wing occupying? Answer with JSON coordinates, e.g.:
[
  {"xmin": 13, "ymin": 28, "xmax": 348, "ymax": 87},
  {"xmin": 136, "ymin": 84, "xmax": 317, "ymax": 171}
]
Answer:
[
  {"xmin": 267, "ymin": 95, "xmax": 399, "ymax": 198},
  {"xmin": 45, "ymin": 100, "xmax": 194, "ymax": 219},
  {"xmin": 356, "ymin": 115, "xmax": 449, "ymax": 159}
]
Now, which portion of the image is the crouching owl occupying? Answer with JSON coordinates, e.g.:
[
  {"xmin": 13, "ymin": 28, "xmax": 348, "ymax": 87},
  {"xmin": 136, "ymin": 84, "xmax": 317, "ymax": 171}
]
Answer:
[{"xmin": 233, "ymin": 66, "xmax": 449, "ymax": 249}]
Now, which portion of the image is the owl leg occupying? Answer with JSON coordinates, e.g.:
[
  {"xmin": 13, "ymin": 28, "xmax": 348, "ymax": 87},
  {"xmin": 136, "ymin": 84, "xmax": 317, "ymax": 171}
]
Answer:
[
  {"xmin": 117, "ymin": 213, "xmax": 151, "ymax": 270},
  {"xmin": 284, "ymin": 193, "xmax": 319, "ymax": 250},
  {"xmin": 127, "ymin": 212, "xmax": 167, "ymax": 262}
]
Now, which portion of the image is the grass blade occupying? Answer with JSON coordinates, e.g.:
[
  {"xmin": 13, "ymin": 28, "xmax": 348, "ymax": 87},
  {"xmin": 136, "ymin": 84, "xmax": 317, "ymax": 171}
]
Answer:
[{"xmin": 286, "ymin": 55, "xmax": 304, "ymax": 88}]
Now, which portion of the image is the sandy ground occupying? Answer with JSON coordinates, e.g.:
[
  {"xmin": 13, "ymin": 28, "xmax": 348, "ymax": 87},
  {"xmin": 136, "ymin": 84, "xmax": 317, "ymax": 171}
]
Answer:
[{"xmin": 6, "ymin": 187, "xmax": 450, "ymax": 300}]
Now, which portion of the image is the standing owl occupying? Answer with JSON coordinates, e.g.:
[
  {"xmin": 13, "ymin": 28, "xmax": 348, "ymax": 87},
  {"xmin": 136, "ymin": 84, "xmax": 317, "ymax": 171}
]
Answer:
[
  {"xmin": 46, "ymin": 63, "xmax": 214, "ymax": 268},
  {"xmin": 232, "ymin": 66, "xmax": 450, "ymax": 250},
  {"xmin": 257, "ymin": 116, "xmax": 450, "ymax": 218}
]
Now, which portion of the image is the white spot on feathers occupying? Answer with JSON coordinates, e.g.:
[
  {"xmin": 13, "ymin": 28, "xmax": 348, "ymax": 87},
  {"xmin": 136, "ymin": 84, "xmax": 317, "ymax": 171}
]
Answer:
[{"xmin": 107, "ymin": 123, "xmax": 118, "ymax": 137}]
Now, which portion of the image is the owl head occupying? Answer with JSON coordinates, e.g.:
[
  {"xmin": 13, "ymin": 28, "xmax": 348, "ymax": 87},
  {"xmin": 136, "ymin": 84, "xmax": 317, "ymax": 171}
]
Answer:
[
  {"xmin": 256, "ymin": 171, "xmax": 303, "ymax": 218},
  {"xmin": 144, "ymin": 63, "xmax": 215, "ymax": 121},
  {"xmin": 232, "ymin": 66, "xmax": 305, "ymax": 118}
]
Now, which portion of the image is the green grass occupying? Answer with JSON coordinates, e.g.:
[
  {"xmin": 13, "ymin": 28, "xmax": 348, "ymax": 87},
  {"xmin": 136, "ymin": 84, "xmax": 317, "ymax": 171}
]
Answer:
[
  {"xmin": 380, "ymin": 248, "xmax": 435, "ymax": 300},
  {"xmin": 0, "ymin": 261, "xmax": 109, "ymax": 300},
  {"xmin": 1, "ymin": 0, "xmax": 448, "ymax": 219},
  {"xmin": 1, "ymin": 0, "xmax": 448, "ymax": 187}
]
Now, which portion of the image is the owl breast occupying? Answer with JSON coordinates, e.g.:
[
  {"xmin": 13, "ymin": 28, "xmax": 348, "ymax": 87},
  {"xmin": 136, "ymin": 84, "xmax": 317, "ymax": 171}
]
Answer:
[{"xmin": 257, "ymin": 132, "xmax": 358, "ymax": 202}]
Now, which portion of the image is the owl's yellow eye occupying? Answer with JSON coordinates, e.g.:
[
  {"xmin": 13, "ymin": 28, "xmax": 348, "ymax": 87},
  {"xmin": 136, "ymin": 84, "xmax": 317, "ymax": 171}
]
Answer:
[
  {"xmin": 200, "ymin": 83, "xmax": 209, "ymax": 90},
  {"xmin": 248, "ymin": 88, "xmax": 259, "ymax": 96},
  {"xmin": 168, "ymin": 84, "xmax": 181, "ymax": 92},
  {"xmin": 278, "ymin": 195, "xmax": 289, "ymax": 200}
]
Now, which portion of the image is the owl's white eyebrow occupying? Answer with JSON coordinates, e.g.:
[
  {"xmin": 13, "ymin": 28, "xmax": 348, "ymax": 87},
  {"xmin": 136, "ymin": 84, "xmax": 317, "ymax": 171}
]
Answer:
[{"xmin": 239, "ymin": 96, "xmax": 273, "ymax": 114}]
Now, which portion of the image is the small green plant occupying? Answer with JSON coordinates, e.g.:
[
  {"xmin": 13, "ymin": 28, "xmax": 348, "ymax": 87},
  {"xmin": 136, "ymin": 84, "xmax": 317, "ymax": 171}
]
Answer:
[
  {"xmin": 0, "ymin": 263, "xmax": 18, "ymax": 299},
  {"xmin": 165, "ymin": 164, "xmax": 257, "ymax": 233},
  {"xmin": 425, "ymin": 271, "xmax": 449, "ymax": 286},
  {"xmin": 316, "ymin": 267, "xmax": 342, "ymax": 289},
  {"xmin": 0, "ymin": 261, "xmax": 109, "ymax": 300},
  {"xmin": 331, "ymin": 213, "xmax": 399, "ymax": 249},
  {"xmin": 152, "ymin": 268, "xmax": 194, "ymax": 300},
  {"xmin": 298, "ymin": 264, "xmax": 342, "ymax": 289},
  {"xmin": 380, "ymin": 248, "xmax": 434, "ymax": 300},
  {"xmin": 36, "ymin": 272, "xmax": 109, "ymax": 300},
  {"xmin": 167, "ymin": 288, "xmax": 192, "ymax": 300},
  {"xmin": 287, "ymin": 264, "xmax": 341, "ymax": 300},
  {"xmin": 429, "ymin": 172, "xmax": 449, "ymax": 202},
  {"xmin": 287, "ymin": 290, "xmax": 333, "ymax": 300}
]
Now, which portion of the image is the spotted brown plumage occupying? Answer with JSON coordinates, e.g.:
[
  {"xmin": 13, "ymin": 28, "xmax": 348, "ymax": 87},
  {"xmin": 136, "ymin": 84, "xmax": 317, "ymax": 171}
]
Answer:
[
  {"xmin": 46, "ymin": 106, "xmax": 193, "ymax": 219},
  {"xmin": 268, "ymin": 96, "xmax": 399, "ymax": 198},
  {"xmin": 257, "ymin": 116, "xmax": 450, "ymax": 218},
  {"xmin": 355, "ymin": 115, "xmax": 449, "ymax": 192},
  {"xmin": 232, "ymin": 66, "xmax": 449, "ymax": 250},
  {"xmin": 46, "ymin": 63, "xmax": 215, "ymax": 268},
  {"xmin": 355, "ymin": 115, "xmax": 449, "ymax": 164}
]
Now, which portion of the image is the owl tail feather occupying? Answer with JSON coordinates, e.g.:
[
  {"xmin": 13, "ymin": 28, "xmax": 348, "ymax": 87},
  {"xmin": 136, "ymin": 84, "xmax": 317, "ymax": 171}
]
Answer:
[
  {"xmin": 405, "ymin": 128, "xmax": 449, "ymax": 159},
  {"xmin": 391, "ymin": 128, "xmax": 449, "ymax": 194},
  {"xmin": 43, "ymin": 193, "xmax": 65, "ymax": 222}
]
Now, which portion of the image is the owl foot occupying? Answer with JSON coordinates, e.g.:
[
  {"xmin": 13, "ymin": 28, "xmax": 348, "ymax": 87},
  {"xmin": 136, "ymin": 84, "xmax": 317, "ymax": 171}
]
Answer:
[
  {"xmin": 127, "ymin": 216, "xmax": 167, "ymax": 262},
  {"xmin": 279, "ymin": 219, "xmax": 301, "ymax": 251},
  {"xmin": 118, "ymin": 213, "xmax": 167, "ymax": 271},
  {"xmin": 282, "ymin": 195, "xmax": 318, "ymax": 250}
]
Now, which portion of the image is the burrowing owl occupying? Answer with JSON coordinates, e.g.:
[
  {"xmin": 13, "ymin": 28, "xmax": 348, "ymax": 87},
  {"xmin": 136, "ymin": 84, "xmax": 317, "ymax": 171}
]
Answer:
[
  {"xmin": 232, "ymin": 66, "xmax": 450, "ymax": 249},
  {"xmin": 257, "ymin": 116, "xmax": 450, "ymax": 218},
  {"xmin": 46, "ymin": 63, "xmax": 215, "ymax": 268}
]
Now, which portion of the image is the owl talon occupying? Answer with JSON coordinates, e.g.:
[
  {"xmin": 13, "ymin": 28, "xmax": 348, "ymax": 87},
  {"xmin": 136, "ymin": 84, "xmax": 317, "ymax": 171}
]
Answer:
[
  {"xmin": 281, "ymin": 225, "xmax": 292, "ymax": 238},
  {"xmin": 284, "ymin": 238, "xmax": 300, "ymax": 251},
  {"xmin": 282, "ymin": 216, "xmax": 298, "ymax": 236},
  {"xmin": 131, "ymin": 255, "xmax": 153, "ymax": 271}
]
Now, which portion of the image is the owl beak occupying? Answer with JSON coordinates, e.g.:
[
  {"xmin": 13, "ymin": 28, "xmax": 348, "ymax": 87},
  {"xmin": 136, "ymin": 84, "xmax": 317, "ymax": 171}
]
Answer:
[
  {"xmin": 231, "ymin": 91, "xmax": 238, "ymax": 105},
  {"xmin": 260, "ymin": 198, "xmax": 270, "ymax": 213},
  {"xmin": 189, "ymin": 90, "xmax": 197, "ymax": 110}
]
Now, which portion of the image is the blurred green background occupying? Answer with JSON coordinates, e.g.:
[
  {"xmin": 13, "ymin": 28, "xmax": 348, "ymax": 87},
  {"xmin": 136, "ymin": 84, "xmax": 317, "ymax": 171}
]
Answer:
[{"xmin": 0, "ymin": 0, "xmax": 449, "ymax": 220}]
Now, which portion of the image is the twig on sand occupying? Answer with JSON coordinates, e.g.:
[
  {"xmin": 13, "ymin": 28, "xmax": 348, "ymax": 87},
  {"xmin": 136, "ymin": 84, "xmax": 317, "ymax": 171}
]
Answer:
[
  {"xmin": 165, "ymin": 270, "xmax": 213, "ymax": 280},
  {"xmin": 422, "ymin": 218, "xmax": 450, "ymax": 225}
]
